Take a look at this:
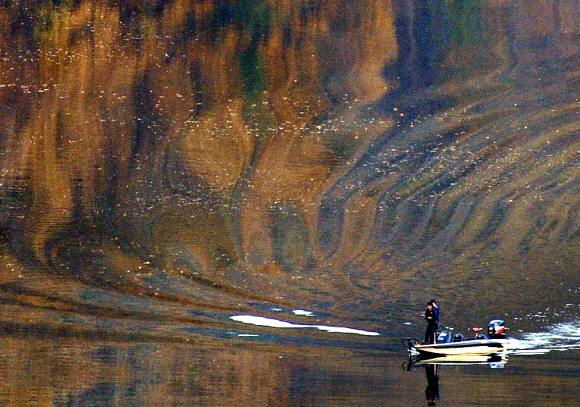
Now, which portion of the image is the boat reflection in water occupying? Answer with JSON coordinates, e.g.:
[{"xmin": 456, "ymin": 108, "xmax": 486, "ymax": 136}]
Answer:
[
  {"xmin": 405, "ymin": 352, "xmax": 509, "ymax": 368},
  {"xmin": 404, "ymin": 353, "xmax": 508, "ymax": 406}
]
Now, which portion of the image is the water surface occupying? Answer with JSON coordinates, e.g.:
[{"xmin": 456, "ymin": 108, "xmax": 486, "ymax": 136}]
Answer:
[
  {"xmin": 0, "ymin": 0, "xmax": 579, "ymax": 404},
  {"xmin": 1, "ymin": 323, "xmax": 579, "ymax": 406}
]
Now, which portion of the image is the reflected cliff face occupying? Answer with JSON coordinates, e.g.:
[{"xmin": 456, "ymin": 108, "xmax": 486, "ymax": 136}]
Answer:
[
  {"xmin": 1, "ymin": 334, "xmax": 579, "ymax": 406},
  {"xmin": 0, "ymin": 0, "xmax": 579, "ymax": 339},
  {"xmin": 0, "ymin": 337, "xmax": 391, "ymax": 406}
]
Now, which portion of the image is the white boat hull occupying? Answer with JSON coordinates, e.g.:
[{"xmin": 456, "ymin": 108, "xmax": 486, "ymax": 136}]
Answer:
[{"xmin": 413, "ymin": 339, "xmax": 508, "ymax": 356}]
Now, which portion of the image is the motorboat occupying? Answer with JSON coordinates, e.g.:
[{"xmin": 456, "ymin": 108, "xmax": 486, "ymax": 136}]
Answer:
[
  {"xmin": 404, "ymin": 319, "xmax": 508, "ymax": 358},
  {"xmin": 410, "ymin": 337, "xmax": 508, "ymax": 357}
]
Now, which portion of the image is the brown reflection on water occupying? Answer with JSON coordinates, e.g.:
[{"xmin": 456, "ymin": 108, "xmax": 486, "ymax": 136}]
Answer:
[
  {"xmin": 0, "ymin": 337, "xmax": 578, "ymax": 406},
  {"xmin": 0, "ymin": 0, "xmax": 580, "ymax": 338},
  {"xmin": 0, "ymin": 337, "xmax": 390, "ymax": 406}
]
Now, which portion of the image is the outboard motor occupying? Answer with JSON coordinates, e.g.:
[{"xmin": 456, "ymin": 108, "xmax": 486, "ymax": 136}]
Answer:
[
  {"xmin": 436, "ymin": 330, "xmax": 452, "ymax": 344},
  {"xmin": 452, "ymin": 333, "xmax": 464, "ymax": 342},
  {"xmin": 488, "ymin": 319, "xmax": 506, "ymax": 339}
]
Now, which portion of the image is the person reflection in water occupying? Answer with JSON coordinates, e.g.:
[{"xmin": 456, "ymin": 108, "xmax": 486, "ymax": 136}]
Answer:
[
  {"xmin": 424, "ymin": 301, "xmax": 439, "ymax": 344},
  {"xmin": 425, "ymin": 364, "xmax": 440, "ymax": 406}
]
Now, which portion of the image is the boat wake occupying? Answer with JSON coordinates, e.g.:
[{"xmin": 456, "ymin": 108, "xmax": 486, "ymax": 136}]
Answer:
[{"xmin": 507, "ymin": 320, "xmax": 580, "ymax": 355}]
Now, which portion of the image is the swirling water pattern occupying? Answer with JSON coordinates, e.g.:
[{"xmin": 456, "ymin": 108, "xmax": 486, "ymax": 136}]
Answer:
[{"xmin": 0, "ymin": 0, "xmax": 579, "ymax": 342}]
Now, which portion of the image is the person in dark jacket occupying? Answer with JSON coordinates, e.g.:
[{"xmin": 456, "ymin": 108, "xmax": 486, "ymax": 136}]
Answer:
[
  {"xmin": 424, "ymin": 301, "xmax": 439, "ymax": 344},
  {"xmin": 431, "ymin": 298, "xmax": 439, "ymax": 315}
]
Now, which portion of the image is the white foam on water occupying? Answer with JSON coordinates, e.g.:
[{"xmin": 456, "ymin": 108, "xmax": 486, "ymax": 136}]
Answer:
[
  {"xmin": 232, "ymin": 316, "xmax": 302, "ymax": 329},
  {"xmin": 507, "ymin": 320, "xmax": 580, "ymax": 354},
  {"xmin": 230, "ymin": 315, "xmax": 380, "ymax": 336},
  {"xmin": 293, "ymin": 309, "xmax": 315, "ymax": 317},
  {"xmin": 315, "ymin": 325, "xmax": 380, "ymax": 335}
]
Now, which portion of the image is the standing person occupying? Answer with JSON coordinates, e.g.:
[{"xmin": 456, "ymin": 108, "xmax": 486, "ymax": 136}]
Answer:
[
  {"xmin": 424, "ymin": 301, "xmax": 439, "ymax": 344},
  {"xmin": 432, "ymin": 299, "xmax": 439, "ymax": 342},
  {"xmin": 431, "ymin": 298, "xmax": 439, "ymax": 316},
  {"xmin": 431, "ymin": 298, "xmax": 440, "ymax": 329}
]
